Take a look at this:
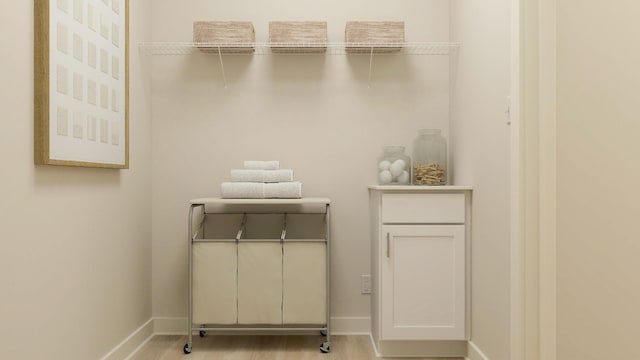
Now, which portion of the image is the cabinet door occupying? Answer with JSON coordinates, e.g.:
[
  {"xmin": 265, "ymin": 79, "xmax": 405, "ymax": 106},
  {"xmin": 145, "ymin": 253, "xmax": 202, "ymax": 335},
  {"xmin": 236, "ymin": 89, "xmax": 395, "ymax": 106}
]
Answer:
[
  {"xmin": 192, "ymin": 242, "xmax": 238, "ymax": 324},
  {"xmin": 237, "ymin": 242, "xmax": 283, "ymax": 324},
  {"xmin": 381, "ymin": 225, "xmax": 465, "ymax": 340}
]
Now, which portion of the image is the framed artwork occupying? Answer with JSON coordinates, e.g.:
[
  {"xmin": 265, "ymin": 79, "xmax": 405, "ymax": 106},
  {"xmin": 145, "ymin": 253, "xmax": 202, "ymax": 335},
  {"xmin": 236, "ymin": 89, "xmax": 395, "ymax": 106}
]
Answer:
[{"xmin": 35, "ymin": 0, "xmax": 129, "ymax": 168}]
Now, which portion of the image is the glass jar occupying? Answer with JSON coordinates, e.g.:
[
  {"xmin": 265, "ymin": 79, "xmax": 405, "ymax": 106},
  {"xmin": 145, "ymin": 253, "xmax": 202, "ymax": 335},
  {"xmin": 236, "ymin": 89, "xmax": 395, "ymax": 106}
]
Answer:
[
  {"xmin": 377, "ymin": 146, "xmax": 411, "ymax": 185},
  {"xmin": 412, "ymin": 129, "xmax": 447, "ymax": 185}
]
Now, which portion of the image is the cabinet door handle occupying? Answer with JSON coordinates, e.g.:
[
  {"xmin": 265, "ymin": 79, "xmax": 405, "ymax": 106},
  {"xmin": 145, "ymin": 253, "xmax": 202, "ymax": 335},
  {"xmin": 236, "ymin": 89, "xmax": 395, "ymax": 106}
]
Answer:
[{"xmin": 386, "ymin": 232, "xmax": 390, "ymax": 258}]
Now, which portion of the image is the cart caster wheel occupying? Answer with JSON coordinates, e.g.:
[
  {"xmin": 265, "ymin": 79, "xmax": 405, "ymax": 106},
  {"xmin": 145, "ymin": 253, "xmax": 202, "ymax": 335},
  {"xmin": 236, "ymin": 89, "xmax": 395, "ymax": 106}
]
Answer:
[
  {"xmin": 320, "ymin": 342, "xmax": 330, "ymax": 353},
  {"xmin": 320, "ymin": 330, "xmax": 327, "ymax": 337},
  {"xmin": 199, "ymin": 330, "xmax": 207, "ymax": 337},
  {"xmin": 183, "ymin": 343, "xmax": 192, "ymax": 354}
]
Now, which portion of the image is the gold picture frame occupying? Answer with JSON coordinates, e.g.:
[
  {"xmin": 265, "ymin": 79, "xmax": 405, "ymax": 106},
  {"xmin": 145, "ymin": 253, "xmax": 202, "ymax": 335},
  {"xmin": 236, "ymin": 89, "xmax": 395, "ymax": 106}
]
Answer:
[{"xmin": 35, "ymin": 0, "xmax": 129, "ymax": 168}]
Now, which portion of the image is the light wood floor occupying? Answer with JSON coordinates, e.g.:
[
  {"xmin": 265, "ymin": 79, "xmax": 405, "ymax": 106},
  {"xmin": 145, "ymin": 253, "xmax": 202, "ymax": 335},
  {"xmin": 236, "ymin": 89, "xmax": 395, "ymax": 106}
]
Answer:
[{"xmin": 130, "ymin": 335, "xmax": 464, "ymax": 360}]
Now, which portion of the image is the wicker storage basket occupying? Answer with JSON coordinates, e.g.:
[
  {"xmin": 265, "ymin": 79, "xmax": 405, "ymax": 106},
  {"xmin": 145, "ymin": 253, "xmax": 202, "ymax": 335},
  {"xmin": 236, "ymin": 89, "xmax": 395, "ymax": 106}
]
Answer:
[
  {"xmin": 269, "ymin": 21, "xmax": 328, "ymax": 53},
  {"xmin": 193, "ymin": 21, "xmax": 255, "ymax": 54},
  {"xmin": 345, "ymin": 21, "xmax": 405, "ymax": 53}
]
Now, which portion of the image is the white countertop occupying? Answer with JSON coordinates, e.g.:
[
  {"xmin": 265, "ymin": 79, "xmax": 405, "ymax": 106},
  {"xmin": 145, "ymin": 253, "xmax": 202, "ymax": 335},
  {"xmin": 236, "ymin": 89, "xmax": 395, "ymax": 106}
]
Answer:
[
  {"xmin": 190, "ymin": 197, "xmax": 331, "ymax": 205},
  {"xmin": 369, "ymin": 185, "xmax": 473, "ymax": 191}
]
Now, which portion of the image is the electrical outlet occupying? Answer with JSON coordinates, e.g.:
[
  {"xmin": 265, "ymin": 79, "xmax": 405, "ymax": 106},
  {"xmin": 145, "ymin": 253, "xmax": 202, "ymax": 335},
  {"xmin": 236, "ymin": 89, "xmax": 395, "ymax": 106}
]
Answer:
[{"xmin": 361, "ymin": 274, "xmax": 372, "ymax": 294}]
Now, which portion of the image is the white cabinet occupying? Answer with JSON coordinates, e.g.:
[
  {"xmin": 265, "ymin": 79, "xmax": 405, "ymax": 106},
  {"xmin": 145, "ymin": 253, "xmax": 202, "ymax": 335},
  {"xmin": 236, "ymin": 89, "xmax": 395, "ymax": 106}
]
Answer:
[
  {"xmin": 370, "ymin": 186, "xmax": 471, "ymax": 357},
  {"xmin": 381, "ymin": 224, "xmax": 465, "ymax": 340}
]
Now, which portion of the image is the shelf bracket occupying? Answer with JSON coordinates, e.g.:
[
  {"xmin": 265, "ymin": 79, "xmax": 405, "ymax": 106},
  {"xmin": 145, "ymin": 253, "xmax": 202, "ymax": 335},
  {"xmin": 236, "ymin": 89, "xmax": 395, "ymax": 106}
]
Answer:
[
  {"xmin": 217, "ymin": 47, "xmax": 227, "ymax": 88},
  {"xmin": 368, "ymin": 46, "xmax": 374, "ymax": 88}
]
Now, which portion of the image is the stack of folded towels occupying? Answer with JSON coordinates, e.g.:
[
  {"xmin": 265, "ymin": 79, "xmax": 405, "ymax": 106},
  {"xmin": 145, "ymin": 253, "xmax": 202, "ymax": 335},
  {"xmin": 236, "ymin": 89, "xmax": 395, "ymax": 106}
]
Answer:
[{"xmin": 221, "ymin": 161, "xmax": 303, "ymax": 199}]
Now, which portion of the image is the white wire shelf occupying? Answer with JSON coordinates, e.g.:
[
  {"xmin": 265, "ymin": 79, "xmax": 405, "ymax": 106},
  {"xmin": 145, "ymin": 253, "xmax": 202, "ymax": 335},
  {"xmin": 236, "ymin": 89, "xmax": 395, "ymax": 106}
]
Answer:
[{"xmin": 138, "ymin": 41, "xmax": 459, "ymax": 56}]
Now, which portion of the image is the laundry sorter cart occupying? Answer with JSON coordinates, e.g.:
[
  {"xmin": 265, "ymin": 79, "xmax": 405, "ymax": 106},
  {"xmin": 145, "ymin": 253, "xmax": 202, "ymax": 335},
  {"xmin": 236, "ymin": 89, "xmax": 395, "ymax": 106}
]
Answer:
[{"xmin": 183, "ymin": 197, "xmax": 331, "ymax": 354}]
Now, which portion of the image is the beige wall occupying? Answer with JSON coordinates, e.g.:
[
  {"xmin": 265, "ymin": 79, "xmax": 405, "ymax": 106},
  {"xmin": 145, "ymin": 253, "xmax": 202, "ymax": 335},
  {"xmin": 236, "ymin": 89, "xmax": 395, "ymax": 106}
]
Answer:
[
  {"xmin": 150, "ymin": 0, "xmax": 452, "ymax": 319},
  {"xmin": 0, "ymin": 0, "xmax": 522, "ymax": 357},
  {"xmin": 0, "ymin": 1, "xmax": 152, "ymax": 359},
  {"xmin": 556, "ymin": 1, "xmax": 640, "ymax": 359},
  {"xmin": 450, "ymin": 0, "xmax": 511, "ymax": 359}
]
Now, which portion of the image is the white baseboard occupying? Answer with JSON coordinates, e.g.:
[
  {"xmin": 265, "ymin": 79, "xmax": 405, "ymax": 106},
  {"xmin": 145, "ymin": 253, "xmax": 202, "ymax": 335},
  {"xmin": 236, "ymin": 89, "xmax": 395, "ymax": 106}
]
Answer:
[
  {"xmin": 105, "ymin": 317, "xmax": 489, "ymax": 360},
  {"xmin": 108, "ymin": 316, "xmax": 372, "ymax": 359},
  {"xmin": 99, "ymin": 318, "xmax": 154, "ymax": 360},
  {"xmin": 369, "ymin": 333, "xmax": 382, "ymax": 357},
  {"xmin": 467, "ymin": 341, "xmax": 490, "ymax": 360},
  {"xmin": 373, "ymin": 339, "xmax": 467, "ymax": 358},
  {"xmin": 106, "ymin": 317, "xmax": 493, "ymax": 360},
  {"xmin": 152, "ymin": 316, "xmax": 371, "ymax": 336}
]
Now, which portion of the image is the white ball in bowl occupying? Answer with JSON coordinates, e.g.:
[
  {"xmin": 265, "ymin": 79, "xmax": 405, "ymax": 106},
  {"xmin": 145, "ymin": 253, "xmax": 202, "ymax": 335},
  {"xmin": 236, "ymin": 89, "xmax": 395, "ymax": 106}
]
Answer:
[
  {"xmin": 378, "ymin": 170, "xmax": 393, "ymax": 184},
  {"xmin": 378, "ymin": 160, "xmax": 391, "ymax": 171},
  {"xmin": 389, "ymin": 159, "xmax": 406, "ymax": 177},
  {"xmin": 397, "ymin": 170, "xmax": 410, "ymax": 184}
]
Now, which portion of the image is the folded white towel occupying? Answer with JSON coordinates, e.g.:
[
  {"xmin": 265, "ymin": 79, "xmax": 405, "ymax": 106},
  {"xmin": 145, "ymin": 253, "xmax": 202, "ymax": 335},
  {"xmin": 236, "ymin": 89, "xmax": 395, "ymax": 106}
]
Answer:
[
  {"xmin": 220, "ymin": 182, "xmax": 264, "ymax": 199},
  {"xmin": 230, "ymin": 169, "xmax": 294, "ymax": 183},
  {"xmin": 264, "ymin": 181, "xmax": 302, "ymax": 198},
  {"xmin": 243, "ymin": 161, "xmax": 280, "ymax": 170},
  {"xmin": 221, "ymin": 182, "xmax": 303, "ymax": 199}
]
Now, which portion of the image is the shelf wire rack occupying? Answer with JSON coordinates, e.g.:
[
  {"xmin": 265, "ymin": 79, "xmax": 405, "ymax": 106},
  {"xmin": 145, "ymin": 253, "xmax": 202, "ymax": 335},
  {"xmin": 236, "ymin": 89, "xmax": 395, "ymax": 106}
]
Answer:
[
  {"xmin": 138, "ymin": 41, "xmax": 460, "ymax": 56},
  {"xmin": 139, "ymin": 41, "xmax": 459, "ymax": 87}
]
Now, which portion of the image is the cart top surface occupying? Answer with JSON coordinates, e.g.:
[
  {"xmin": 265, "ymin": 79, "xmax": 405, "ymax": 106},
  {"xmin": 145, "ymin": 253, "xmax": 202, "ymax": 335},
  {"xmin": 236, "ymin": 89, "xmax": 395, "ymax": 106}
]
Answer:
[{"xmin": 190, "ymin": 197, "xmax": 331, "ymax": 206}]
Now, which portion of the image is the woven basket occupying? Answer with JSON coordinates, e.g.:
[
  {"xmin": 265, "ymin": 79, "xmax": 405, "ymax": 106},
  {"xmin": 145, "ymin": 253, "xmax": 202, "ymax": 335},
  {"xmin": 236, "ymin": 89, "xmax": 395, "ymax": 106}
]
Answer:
[
  {"xmin": 193, "ymin": 21, "xmax": 255, "ymax": 54},
  {"xmin": 345, "ymin": 21, "xmax": 404, "ymax": 53},
  {"xmin": 269, "ymin": 21, "xmax": 327, "ymax": 53}
]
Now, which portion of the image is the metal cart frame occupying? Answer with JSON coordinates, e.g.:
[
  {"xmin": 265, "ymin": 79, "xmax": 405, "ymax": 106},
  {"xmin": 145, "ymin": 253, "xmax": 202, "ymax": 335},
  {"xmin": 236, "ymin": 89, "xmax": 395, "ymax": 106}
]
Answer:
[{"xmin": 183, "ymin": 198, "xmax": 331, "ymax": 354}]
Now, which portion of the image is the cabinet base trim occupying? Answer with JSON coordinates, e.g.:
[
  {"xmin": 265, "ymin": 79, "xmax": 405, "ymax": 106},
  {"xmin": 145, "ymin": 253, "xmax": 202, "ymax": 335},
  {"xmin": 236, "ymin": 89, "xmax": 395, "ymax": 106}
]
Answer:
[{"xmin": 372, "ymin": 338, "xmax": 468, "ymax": 357}]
